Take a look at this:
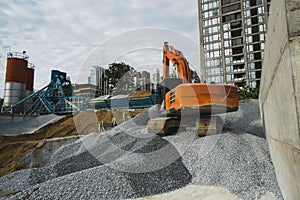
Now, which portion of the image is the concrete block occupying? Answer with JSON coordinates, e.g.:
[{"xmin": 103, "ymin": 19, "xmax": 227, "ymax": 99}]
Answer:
[
  {"xmin": 287, "ymin": 0, "xmax": 300, "ymax": 11},
  {"xmin": 287, "ymin": 9, "xmax": 300, "ymax": 37},
  {"xmin": 290, "ymin": 38, "xmax": 300, "ymax": 138},
  {"xmin": 260, "ymin": 1, "xmax": 300, "ymax": 199},
  {"xmin": 260, "ymin": 0, "xmax": 288, "ymax": 104},
  {"xmin": 267, "ymin": 137, "xmax": 300, "ymax": 200},
  {"xmin": 263, "ymin": 47, "xmax": 300, "ymax": 148}
]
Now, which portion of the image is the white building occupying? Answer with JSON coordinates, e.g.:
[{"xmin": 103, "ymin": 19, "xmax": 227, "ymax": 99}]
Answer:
[
  {"xmin": 89, "ymin": 66, "xmax": 109, "ymax": 96},
  {"xmin": 151, "ymin": 68, "xmax": 160, "ymax": 91}
]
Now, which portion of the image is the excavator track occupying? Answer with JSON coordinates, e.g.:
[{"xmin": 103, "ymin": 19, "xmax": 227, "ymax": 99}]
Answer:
[
  {"xmin": 196, "ymin": 116, "xmax": 223, "ymax": 136},
  {"xmin": 147, "ymin": 117, "xmax": 180, "ymax": 136},
  {"xmin": 147, "ymin": 116, "xmax": 223, "ymax": 137}
]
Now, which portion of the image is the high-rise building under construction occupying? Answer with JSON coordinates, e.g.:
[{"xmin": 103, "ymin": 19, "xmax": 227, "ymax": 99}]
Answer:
[{"xmin": 198, "ymin": 0, "xmax": 271, "ymax": 88}]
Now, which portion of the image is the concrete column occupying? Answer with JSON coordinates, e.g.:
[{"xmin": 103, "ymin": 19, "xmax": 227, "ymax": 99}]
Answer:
[{"xmin": 259, "ymin": 0, "xmax": 300, "ymax": 200}]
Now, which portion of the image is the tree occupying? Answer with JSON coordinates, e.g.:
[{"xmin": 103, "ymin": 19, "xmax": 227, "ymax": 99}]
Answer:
[
  {"xmin": 105, "ymin": 62, "xmax": 135, "ymax": 95},
  {"xmin": 238, "ymin": 79, "xmax": 260, "ymax": 100}
]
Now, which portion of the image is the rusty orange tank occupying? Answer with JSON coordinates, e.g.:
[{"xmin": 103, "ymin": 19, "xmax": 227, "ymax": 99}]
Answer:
[
  {"xmin": 26, "ymin": 67, "xmax": 34, "ymax": 91},
  {"xmin": 2, "ymin": 52, "xmax": 29, "ymax": 111}
]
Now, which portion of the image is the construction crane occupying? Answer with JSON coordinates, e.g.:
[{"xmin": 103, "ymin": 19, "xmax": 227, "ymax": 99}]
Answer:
[{"xmin": 147, "ymin": 42, "xmax": 239, "ymax": 136}]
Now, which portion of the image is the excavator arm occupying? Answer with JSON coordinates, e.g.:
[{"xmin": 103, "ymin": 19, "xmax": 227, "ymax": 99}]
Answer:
[{"xmin": 163, "ymin": 42, "xmax": 191, "ymax": 83}]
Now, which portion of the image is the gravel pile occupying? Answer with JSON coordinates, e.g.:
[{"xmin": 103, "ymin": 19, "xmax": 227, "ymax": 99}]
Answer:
[
  {"xmin": 0, "ymin": 111, "xmax": 191, "ymax": 199},
  {"xmin": 165, "ymin": 132, "xmax": 283, "ymax": 200},
  {"xmin": 20, "ymin": 136, "xmax": 80, "ymax": 169},
  {"xmin": 220, "ymin": 99, "xmax": 265, "ymax": 138},
  {"xmin": 0, "ymin": 100, "xmax": 283, "ymax": 200}
]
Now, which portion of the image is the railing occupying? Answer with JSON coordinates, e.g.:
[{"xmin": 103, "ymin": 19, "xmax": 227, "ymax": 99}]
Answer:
[
  {"xmin": 7, "ymin": 52, "xmax": 29, "ymax": 60},
  {"xmin": 28, "ymin": 63, "xmax": 35, "ymax": 69}
]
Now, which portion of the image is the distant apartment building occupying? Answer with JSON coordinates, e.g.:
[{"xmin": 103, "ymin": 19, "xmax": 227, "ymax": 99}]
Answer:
[
  {"xmin": 89, "ymin": 66, "xmax": 109, "ymax": 96},
  {"xmin": 136, "ymin": 71, "xmax": 151, "ymax": 91},
  {"xmin": 198, "ymin": 0, "xmax": 271, "ymax": 88},
  {"xmin": 72, "ymin": 83, "xmax": 97, "ymax": 99},
  {"xmin": 73, "ymin": 66, "xmax": 109, "ymax": 98},
  {"xmin": 151, "ymin": 68, "xmax": 160, "ymax": 92}
]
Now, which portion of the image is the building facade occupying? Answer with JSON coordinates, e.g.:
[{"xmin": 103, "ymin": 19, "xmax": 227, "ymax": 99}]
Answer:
[
  {"xmin": 89, "ymin": 66, "xmax": 109, "ymax": 96},
  {"xmin": 151, "ymin": 68, "xmax": 160, "ymax": 92},
  {"xmin": 72, "ymin": 83, "xmax": 97, "ymax": 99},
  {"xmin": 136, "ymin": 71, "xmax": 151, "ymax": 91},
  {"xmin": 198, "ymin": 0, "xmax": 271, "ymax": 88}
]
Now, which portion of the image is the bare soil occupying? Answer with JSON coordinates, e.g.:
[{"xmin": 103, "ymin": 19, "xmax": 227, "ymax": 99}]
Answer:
[{"xmin": 0, "ymin": 109, "xmax": 145, "ymax": 177}]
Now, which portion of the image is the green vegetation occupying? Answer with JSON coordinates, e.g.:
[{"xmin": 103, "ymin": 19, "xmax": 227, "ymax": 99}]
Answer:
[
  {"xmin": 105, "ymin": 62, "xmax": 135, "ymax": 95},
  {"xmin": 238, "ymin": 80, "xmax": 260, "ymax": 100}
]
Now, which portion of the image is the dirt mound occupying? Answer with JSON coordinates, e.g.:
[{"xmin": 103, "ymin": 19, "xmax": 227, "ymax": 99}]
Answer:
[
  {"xmin": 0, "ymin": 114, "xmax": 62, "ymax": 136},
  {"xmin": 0, "ymin": 115, "xmax": 77, "ymax": 145},
  {"xmin": 0, "ymin": 115, "xmax": 77, "ymax": 177},
  {"xmin": 0, "ymin": 141, "xmax": 39, "ymax": 179},
  {"xmin": 0, "ymin": 109, "xmax": 145, "ymax": 177},
  {"xmin": 129, "ymin": 90, "xmax": 151, "ymax": 98}
]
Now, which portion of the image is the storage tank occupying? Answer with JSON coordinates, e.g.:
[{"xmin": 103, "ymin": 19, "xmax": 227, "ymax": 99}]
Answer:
[
  {"xmin": 25, "ymin": 63, "xmax": 35, "ymax": 97},
  {"xmin": 2, "ymin": 51, "xmax": 29, "ymax": 113}
]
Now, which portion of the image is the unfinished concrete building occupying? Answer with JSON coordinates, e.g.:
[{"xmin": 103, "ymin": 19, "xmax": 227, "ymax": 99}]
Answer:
[
  {"xmin": 89, "ymin": 66, "xmax": 109, "ymax": 96},
  {"xmin": 198, "ymin": 0, "xmax": 271, "ymax": 88},
  {"xmin": 136, "ymin": 71, "xmax": 151, "ymax": 91}
]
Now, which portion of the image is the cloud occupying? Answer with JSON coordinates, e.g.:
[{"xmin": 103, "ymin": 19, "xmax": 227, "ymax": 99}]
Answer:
[{"xmin": 0, "ymin": 0, "xmax": 199, "ymax": 97}]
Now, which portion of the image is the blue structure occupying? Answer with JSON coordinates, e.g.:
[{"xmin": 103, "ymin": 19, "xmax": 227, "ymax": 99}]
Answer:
[
  {"xmin": 2, "ymin": 70, "xmax": 85, "ymax": 115},
  {"xmin": 89, "ymin": 95, "xmax": 156, "ymax": 110}
]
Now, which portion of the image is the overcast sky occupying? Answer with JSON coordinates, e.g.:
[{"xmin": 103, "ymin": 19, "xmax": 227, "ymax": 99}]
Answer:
[{"xmin": 0, "ymin": 0, "xmax": 200, "ymax": 97}]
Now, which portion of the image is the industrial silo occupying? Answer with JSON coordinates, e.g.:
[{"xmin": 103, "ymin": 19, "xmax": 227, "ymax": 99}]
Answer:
[
  {"xmin": 25, "ymin": 63, "xmax": 35, "ymax": 96},
  {"xmin": 2, "ymin": 51, "xmax": 29, "ymax": 113}
]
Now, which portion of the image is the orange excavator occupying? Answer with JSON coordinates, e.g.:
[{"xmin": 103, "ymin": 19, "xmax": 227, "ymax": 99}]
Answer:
[{"xmin": 147, "ymin": 42, "xmax": 239, "ymax": 136}]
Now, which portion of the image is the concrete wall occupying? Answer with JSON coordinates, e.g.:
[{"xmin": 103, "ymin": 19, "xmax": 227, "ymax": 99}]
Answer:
[{"xmin": 259, "ymin": 0, "xmax": 300, "ymax": 199}]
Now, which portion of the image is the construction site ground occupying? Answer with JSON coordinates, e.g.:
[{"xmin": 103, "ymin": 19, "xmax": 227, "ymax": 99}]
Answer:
[
  {"xmin": 0, "ymin": 100, "xmax": 283, "ymax": 200},
  {"xmin": 0, "ymin": 109, "xmax": 145, "ymax": 178}
]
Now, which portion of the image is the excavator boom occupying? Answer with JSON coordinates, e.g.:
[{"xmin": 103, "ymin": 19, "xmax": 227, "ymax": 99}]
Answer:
[{"xmin": 163, "ymin": 42, "xmax": 191, "ymax": 83}]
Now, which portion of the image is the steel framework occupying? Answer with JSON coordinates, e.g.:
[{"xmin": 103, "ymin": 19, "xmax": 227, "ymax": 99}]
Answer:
[{"xmin": 2, "ymin": 74, "xmax": 85, "ymax": 115}]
